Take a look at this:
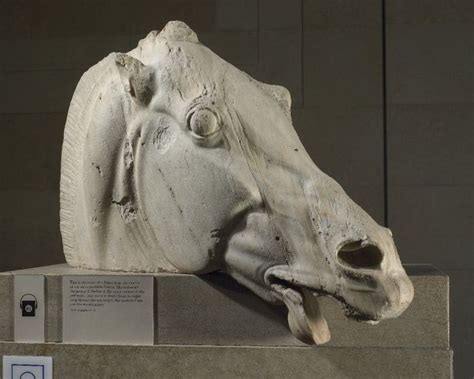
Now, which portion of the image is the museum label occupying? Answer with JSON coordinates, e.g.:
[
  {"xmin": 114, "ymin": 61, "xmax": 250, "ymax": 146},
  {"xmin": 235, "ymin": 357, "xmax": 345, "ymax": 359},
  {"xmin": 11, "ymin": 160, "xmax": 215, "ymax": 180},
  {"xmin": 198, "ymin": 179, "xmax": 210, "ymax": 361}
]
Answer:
[{"xmin": 62, "ymin": 275, "xmax": 154, "ymax": 345}]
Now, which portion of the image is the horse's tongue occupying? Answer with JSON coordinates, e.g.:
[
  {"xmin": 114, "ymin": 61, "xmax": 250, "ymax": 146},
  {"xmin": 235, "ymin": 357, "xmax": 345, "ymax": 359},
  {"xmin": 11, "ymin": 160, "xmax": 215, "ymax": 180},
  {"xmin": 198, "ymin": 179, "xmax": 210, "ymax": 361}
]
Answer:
[
  {"xmin": 282, "ymin": 287, "xmax": 331, "ymax": 345},
  {"xmin": 301, "ymin": 288, "xmax": 331, "ymax": 344}
]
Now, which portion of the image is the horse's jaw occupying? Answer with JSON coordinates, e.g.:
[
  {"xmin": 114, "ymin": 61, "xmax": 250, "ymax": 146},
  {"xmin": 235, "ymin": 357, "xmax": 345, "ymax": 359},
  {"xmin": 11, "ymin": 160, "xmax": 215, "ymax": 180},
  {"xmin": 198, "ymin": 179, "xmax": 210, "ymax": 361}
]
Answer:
[
  {"xmin": 263, "ymin": 262, "xmax": 414, "ymax": 345},
  {"xmin": 223, "ymin": 211, "xmax": 331, "ymax": 345}
]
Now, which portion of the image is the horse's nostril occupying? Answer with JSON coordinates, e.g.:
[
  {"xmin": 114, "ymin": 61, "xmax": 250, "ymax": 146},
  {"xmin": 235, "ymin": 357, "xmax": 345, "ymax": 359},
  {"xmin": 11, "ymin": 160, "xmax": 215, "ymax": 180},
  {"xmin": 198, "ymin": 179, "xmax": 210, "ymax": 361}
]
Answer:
[{"xmin": 337, "ymin": 241, "xmax": 383, "ymax": 269}]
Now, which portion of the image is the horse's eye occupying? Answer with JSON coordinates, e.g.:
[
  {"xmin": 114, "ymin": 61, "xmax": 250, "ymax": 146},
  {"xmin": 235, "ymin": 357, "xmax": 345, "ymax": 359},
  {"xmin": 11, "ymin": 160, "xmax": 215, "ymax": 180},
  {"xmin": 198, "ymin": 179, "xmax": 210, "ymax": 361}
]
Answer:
[{"xmin": 188, "ymin": 108, "xmax": 220, "ymax": 137}]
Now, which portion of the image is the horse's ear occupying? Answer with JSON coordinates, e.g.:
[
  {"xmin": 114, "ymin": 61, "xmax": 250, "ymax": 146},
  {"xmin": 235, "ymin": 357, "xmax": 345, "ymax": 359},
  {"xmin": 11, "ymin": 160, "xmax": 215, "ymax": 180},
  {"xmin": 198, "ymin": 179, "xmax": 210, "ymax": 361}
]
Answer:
[{"xmin": 115, "ymin": 53, "xmax": 154, "ymax": 106}]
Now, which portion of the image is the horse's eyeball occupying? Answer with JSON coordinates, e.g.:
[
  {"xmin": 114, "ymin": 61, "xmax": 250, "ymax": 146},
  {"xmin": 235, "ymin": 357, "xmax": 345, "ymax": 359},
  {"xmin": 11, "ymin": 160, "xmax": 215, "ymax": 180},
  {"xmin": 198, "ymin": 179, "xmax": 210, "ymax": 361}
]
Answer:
[{"xmin": 188, "ymin": 109, "xmax": 220, "ymax": 137}]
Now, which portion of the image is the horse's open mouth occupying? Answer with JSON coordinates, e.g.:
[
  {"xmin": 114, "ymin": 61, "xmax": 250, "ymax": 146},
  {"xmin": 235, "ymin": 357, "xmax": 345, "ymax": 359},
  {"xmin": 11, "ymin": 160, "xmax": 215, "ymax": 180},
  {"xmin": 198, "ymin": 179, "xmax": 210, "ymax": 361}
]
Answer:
[
  {"xmin": 264, "ymin": 265, "xmax": 380, "ymax": 345},
  {"xmin": 271, "ymin": 281, "xmax": 331, "ymax": 344},
  {"xmin": 264, "ymin": 266, "xmax": 332, "ymax": 344}
]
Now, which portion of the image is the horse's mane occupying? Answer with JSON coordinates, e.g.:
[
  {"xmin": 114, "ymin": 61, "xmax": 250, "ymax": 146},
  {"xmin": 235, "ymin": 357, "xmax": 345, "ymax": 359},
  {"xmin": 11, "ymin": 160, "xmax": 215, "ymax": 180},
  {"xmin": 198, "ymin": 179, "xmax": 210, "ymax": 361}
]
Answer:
[{"xmin": 60, "ymin": 55, "xmax": 119, "ymax": 262}]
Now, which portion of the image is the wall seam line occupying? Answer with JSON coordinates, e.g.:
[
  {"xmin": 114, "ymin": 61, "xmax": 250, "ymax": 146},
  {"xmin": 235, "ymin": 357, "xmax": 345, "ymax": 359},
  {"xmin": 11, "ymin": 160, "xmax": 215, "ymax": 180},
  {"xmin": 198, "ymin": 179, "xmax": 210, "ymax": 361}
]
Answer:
[{"xmin": 382, "ymin": 0, "xmax": 389, "ymax": 227}]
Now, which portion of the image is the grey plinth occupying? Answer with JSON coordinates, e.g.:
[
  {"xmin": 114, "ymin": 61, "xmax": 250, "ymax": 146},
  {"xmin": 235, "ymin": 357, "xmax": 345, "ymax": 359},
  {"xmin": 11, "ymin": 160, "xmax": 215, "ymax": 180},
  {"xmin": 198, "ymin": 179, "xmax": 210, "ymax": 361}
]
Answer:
[{"xmin": 0, "ymin": 264, "xmax": 452, "ymax": 378}]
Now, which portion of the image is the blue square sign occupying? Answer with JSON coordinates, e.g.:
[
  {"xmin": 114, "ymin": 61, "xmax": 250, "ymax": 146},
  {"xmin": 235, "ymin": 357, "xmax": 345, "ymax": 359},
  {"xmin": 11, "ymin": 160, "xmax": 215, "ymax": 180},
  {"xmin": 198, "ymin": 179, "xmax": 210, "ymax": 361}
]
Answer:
[{"xmin": 3, "ymin": 356, "xmax": 52, "ymax": 379}]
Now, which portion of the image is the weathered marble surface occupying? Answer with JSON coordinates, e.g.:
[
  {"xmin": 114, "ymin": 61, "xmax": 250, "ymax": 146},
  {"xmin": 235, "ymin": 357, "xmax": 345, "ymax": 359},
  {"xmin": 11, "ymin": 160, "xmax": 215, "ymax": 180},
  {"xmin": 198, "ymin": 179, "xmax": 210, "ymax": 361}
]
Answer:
[{"xmin": 60, "ymin": 20, "xmax": 413, "ymax": 344}]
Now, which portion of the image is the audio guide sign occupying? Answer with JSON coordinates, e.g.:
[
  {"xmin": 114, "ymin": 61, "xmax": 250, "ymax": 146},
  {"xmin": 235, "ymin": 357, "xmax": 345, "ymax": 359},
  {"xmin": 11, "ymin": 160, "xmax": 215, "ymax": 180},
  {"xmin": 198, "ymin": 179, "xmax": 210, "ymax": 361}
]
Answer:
[{"xmin": 14, "ymin": 275, "xmax": 45, "ymax": 343}]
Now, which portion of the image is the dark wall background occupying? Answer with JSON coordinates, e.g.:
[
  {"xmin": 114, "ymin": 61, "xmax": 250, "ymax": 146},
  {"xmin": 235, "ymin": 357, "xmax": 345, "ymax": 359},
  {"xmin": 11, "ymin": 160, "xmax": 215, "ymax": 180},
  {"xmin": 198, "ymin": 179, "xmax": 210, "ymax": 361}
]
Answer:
[{"xmin": 0, "ymin": 0, "xmax": 472, "ymax": 376}]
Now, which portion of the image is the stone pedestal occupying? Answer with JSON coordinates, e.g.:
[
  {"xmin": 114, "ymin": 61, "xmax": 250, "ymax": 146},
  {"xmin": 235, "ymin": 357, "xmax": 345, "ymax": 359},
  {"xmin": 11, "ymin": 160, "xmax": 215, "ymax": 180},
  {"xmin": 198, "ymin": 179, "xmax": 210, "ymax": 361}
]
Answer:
[{"xmin": 0, "ymin": 264, "xmax": 452, "ymax": 378}]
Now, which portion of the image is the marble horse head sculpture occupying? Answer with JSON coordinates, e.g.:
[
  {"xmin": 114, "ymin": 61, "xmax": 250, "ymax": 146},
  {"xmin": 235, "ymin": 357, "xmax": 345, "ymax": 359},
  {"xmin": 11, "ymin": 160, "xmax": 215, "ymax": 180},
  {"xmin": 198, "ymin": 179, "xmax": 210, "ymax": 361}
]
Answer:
[{"xmin": 60, "ymin": 21, "xmax": 414, "ymax": 344}]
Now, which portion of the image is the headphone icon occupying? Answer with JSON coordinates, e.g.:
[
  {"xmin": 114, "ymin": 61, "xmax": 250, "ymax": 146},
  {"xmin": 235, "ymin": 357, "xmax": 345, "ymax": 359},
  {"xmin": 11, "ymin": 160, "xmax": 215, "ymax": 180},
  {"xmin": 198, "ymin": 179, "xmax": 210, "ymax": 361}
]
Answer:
[{"xmin": 20, "ymin": 294, "xmax": 38, "ymax": 317}]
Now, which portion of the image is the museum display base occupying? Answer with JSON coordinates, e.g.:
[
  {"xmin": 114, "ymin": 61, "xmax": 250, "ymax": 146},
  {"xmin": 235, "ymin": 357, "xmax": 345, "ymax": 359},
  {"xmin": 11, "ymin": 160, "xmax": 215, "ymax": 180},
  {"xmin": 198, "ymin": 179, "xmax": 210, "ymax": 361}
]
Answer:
[
  {"xmin": 0, "ymin": 341, "xmax": 452, "ymax": 378},
  {"xmin": 0, "ymin": 264, "xmax": 452, "ymax": 378}
]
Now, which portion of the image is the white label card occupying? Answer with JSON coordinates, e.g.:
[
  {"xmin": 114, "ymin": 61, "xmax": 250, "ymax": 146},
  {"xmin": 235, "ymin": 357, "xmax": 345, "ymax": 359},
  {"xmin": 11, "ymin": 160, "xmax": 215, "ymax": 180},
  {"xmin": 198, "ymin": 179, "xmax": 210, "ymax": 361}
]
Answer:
[
  {"xmin": 14, "ymin": 275, "xmax": 45, "ymax": 343},
  {"xmin": 62, "ymin": 275, "xmax": 154, "ymax": 345},
  {"xmin": 3, "ymin": 355, "xmax": 53, "ymax": 379}
]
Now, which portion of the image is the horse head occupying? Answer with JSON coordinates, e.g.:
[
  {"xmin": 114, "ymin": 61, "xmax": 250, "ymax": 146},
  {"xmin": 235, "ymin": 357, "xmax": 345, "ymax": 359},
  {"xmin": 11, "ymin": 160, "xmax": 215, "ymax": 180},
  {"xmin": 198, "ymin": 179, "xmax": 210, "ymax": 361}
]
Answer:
[{"xmin": 60, "ymin": 21, "xmax": 414, "ymax": 344}]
